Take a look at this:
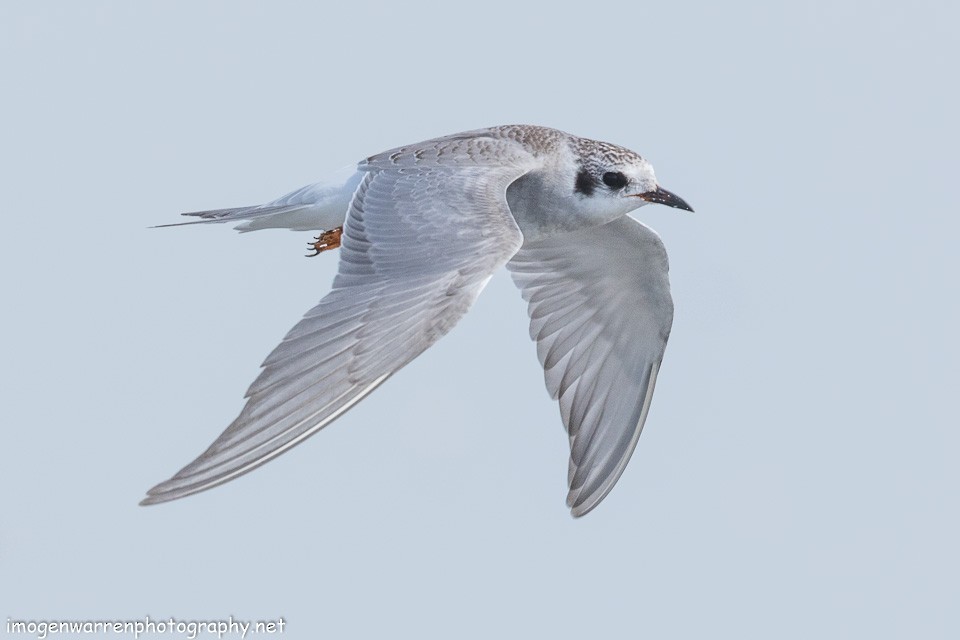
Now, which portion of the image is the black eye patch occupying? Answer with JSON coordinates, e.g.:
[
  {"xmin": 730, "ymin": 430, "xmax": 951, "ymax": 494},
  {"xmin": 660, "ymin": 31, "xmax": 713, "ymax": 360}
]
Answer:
[
  {"xmin": 574, "ymin": 169, "xmax": 596, "ymax": 196},
  {"xmin": 602, "ymin": 171, "xmax": 628, "ymax": 189}
]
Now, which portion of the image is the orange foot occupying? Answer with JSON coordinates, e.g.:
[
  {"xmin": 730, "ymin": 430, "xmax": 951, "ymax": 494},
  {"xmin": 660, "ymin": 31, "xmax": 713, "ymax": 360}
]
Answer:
[{"xmin": 306, "ymin": 227, "xmax": 343, "ymax": 257}]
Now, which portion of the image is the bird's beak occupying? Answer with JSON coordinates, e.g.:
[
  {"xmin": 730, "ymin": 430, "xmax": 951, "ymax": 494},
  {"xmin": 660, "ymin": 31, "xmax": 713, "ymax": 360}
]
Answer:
[{"xmin": 635, "ymin": 186, "xmax": 694, "ymax": 212}]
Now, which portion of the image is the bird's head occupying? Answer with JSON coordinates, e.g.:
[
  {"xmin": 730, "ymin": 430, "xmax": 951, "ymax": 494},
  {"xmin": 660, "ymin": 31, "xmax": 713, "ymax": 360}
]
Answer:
[{"xmin": 572, "ymin": 138, "xmax": 694, "ymax": 218}]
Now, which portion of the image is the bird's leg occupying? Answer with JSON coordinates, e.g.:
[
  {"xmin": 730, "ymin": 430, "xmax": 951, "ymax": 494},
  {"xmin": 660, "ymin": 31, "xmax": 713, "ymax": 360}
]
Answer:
[{"xmin": 306, "ymin": 227, "xmax": 343, "ymax": 257}]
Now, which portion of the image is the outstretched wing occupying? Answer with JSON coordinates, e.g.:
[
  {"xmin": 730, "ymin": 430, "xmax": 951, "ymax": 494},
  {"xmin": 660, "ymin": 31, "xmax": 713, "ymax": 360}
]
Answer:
[
  {"xmin": 143, "ymin": 136, "xmax": 538, "ymax": 504},
  {"xmin": 507, "ymin": 216, "xmax": 674, "ymax": 517}
]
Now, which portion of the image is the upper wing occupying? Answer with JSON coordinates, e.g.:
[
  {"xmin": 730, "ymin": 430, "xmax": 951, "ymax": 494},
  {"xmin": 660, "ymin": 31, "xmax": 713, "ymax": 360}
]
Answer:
[
  {"xmin": 143, "ymin": 137, "xmax": 538, "ymax": 504},
  {"xmin": 507, "ymin": 216, "xmax": 674, "ymax": 517}
]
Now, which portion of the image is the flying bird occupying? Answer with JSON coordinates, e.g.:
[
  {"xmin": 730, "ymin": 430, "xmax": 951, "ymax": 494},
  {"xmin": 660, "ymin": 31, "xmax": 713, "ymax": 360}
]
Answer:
[{"xmin": 143, "ymin": 125, "xmax": 693, "ymax": 516}]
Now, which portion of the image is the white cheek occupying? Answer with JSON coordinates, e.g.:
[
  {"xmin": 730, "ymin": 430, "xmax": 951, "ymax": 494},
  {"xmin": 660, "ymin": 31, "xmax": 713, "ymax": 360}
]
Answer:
[{"xmin": 571, "ymin": 192, "xmax": 642, "ymax": 228}]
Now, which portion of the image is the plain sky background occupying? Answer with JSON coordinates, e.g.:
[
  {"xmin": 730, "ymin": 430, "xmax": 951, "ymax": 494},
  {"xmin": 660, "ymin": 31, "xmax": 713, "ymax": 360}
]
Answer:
[{"xmin": 1, "ymin": 1, "xmax": 957, "ymax": 638}]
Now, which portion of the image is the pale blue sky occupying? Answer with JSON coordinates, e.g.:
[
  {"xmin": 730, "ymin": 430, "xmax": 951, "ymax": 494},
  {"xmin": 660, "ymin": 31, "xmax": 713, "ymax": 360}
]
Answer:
[{"xmin": 1, "ymin": 2, "xmax": 957, "ymax": 638}]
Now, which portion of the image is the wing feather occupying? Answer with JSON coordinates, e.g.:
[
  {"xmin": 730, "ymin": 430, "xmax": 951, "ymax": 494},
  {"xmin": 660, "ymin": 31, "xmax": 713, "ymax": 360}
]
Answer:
[
  {"xmin": 143, "ymin": 137, "xmax": 537, "ymax": 505},
  {"xmin": 508, "ymin": 215, "xmax": 674, "ymax": 517}
]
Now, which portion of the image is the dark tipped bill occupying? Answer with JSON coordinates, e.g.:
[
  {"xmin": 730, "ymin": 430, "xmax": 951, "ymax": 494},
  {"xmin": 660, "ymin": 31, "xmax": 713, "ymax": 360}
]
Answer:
[{"xmin": 636, "ymin": 186, "xmax": 694, "ymax": 212}]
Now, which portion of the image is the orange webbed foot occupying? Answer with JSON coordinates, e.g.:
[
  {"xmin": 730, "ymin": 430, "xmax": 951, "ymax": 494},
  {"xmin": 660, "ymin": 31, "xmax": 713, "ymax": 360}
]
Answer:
[{"xmin": 306, "ymin": 227, "xmax": 343, "ymax": 257}]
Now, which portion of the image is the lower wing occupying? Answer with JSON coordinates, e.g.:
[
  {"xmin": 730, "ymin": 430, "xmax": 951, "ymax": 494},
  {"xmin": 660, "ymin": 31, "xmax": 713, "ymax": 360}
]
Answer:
[{"xmin": 508, "ymin": 215, "xmax": 674, "ymax": 517}]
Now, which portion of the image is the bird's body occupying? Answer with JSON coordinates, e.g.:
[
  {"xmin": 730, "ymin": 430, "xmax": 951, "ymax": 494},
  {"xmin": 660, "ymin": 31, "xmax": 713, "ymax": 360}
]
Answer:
[{"xmin": 145, "ymin": 124, "xmax": 693, "ymax": 517}]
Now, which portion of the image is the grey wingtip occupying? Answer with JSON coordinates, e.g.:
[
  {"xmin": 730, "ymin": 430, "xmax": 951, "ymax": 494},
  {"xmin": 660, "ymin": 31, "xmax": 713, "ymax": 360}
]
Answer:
[
  {"xmin": 138, "ymin": 475, "xmax": 204, "ymax": 506},
  {"xmin": 139, "ymin": 474, "xmax": 200, "ymax": 506},
  {"xmin": 139, "ymin": 482, "xmax": 177, "ymax": 506},
  {"xmin": 139, "ymin": 492, "xmax": 166, "ymax": 507},
  {"xmin": 567, "ymin": 493, "xmax": 600, "ymax": 518}
]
